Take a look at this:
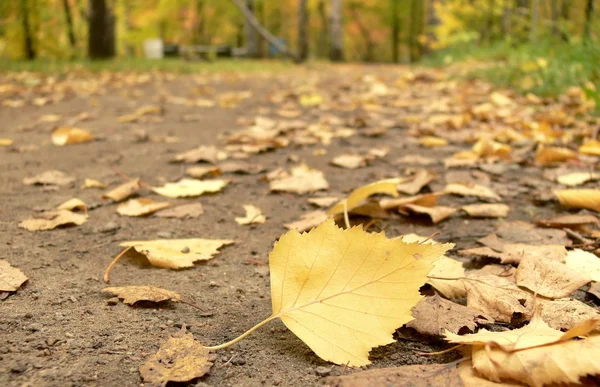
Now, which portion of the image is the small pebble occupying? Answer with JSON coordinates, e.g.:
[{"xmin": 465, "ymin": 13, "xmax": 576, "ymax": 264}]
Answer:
[
  {"xmin": 231, "ymin": 357, "xmax": 246, "ymax": 366},
  {"xmin": 181, "ymin": 246, "xmax": 190, "ymax": 254},
  {"xmin": 107, "ymin": 297, "xmax": 119, "ymax": 306},
  {"xmin": 97, "ymin": 221, "xmax": 120, "ymax": 234},
  {"xmin": 315, "ymin": 366, "xmax": 332, "ymax": 377},
  {"xmin": 28, "ymin": 323, "xmax": 43, "ymax": 332},
  {"xmin": 10, "ymin": 361, "xmax": 28, "ymax": 373}
]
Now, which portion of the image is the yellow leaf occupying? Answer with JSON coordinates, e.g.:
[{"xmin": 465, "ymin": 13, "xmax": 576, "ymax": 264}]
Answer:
[
  {"xmin": 283, "ymin": 210, "xmax": 329, "ymax": 232},
  {"xmin": 0, "ymin": 138, "xmax": 14, "ymax": 147},
  {"xmin": 379, "ymin": 193, "xmax": 440, "ymax": 210},
  {"xmin": 515, "ymin": 254, "xmax": 590, "ymax": 298},
  {"xmin": 269, "ymin": 163, "xmax": 329, "ymax": 195},
  {"xmin": 419, "ymin": 136, "xmax": 448, "ymax": 147},
  {"xmin": 443, "ymin": 183, "xmax": 501, "ymax": 201},
  {"xmin": 23, "ymin": 170, "xmax": 74, "ymax": 186},
  {"xmin": 56, "ymin": 198, "xmax": 87, "ymax": 213},
  {"xmin": 155, "ymin": 203, "xmax": 204, "ymax": 219},
  {"xmin": 0, "ymin": 260, "xmax": 28, "ymax": 292},
  {"xmin": 204, "ymin": 220, "xmax": 452, "ymax": 366},
  {"xmin": 152, "ymin": 179, "xmax": 229, "ymax": 198},
  {"xmin": 401, "ymin": 204, "xmax": 457, "ymax": 224},
  {"xmin": 396, "ymin": 170, "xmax": 435, "ymax": 195},
  {"xmin": 579, "ymin": 139, "xmax": 600, "ymax": 156},
  {"xmin": 81, "ymin": 178, "xmax": 107, "ymax": 189},
  {"xmin": 103, "ymin": 286, "xmax": 180, "ymax": 305},
  {"xmin": 101, "ymin": 179, "xmax": 142, "ymax": 202},
  {"xmin": 18, "ymin": 210, "xmax": 87, "ymax": 231},
  {"xmin": 117, "ymin": 198, "xmax": 171, "ymax": 217},
  {"xmin": 51, "ymin": 127, "xmax": 93, "ymax": 146},
  {"xmin": 472, "ymin": 139, "xmax": 512, "ymax": 160},
  {"xmin": 117, "ymin": 105, "xmax": 161, "ymax": 123},
  {"xmin": 556, "ymin": 171, "xmax": 600, "ymax": 186},
  {"xmin": 564, "ymin": 249, "xmax": 600, "ymax": 282},
  {"xmin": 461, "ymin": 204, "xmax": 510, "ymax": 218},
  {"xmin": 534, "ymin": 146, "xmax": 578, "ymax": 166},
  {"xmin": 554, "ymin": 189, "xmax": 600, "ymax": 212},
  {"xmin": 299, "ymin": 93, "xmax": 322, "ymax": 106},
  {"xmin": 235, "ymin": 204, "xmax": 266, "ymax": 225},
  {"xmin": 329, "ymin": 178, "xmax": 403, "ymax": 215},
  {"xmin": 330, "ymin": 154, "xmax": 368, "ymax": 169},
  {"xmin": 120, "ymin": 239, "xmax": 234, "ymax": 269}
]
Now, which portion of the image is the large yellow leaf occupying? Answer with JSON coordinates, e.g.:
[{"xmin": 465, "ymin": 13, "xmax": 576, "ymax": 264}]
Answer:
[
  {"xmin": 205, "ymin": 220, "xmax": 452, "ymax": 366},
  {"xmin": 554, "ymin": 189, "xmax": 600, "ymax": 212},
  {"xmin": 329, "ymin": 178, "xmax": 402, "ymax": 215}
]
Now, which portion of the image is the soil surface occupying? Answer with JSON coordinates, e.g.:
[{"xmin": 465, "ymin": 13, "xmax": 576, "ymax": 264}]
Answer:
[{"xmin": 0, "ymin": 64, "xmax": 597, "ymax": 387}]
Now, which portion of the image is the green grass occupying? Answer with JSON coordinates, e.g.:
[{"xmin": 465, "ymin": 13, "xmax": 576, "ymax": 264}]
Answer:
[
  {"xmin": 0, "ymin": 57, "xmax": 295, "ymax": 75},
  {"xmin": 422, "ymin": 39, "xmax": 600, "ymax": 101}
]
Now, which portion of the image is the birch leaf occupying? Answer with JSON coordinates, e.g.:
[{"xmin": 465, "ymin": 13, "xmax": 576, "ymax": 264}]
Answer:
[
  {"xmin": 329, "ymin": 178, "xmax": 402, "ymax": 215},
  {"xmin": 19, "ymin": 210, "xmax": 87, "ymax": 231},
  {"xmin": 152, "ymin": 179, "xmax": 229, "ymax": 198},
  {"xmin": 554, "ymin": 189, "xmax": 600, "ymax": 212}
]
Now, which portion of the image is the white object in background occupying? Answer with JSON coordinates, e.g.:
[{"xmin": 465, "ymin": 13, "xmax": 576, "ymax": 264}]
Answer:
[{"xmin": 143, "ymin": 39, "xmax": 164, "ymax": 59}]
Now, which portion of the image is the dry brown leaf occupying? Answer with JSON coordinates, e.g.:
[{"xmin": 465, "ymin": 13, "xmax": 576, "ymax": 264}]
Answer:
[
  {"xmin": 379, "ymin": 193, "xmax": 440, "ymax": 210},
  {"xmin": 152, "ymin": 179, "xmax": 229, "ymax": 198},
  {"xmin": 19, "ymin": 210, "xmax": 87, "ymax": 231},
  {"xmin": 461, "ymin": 204, "xmax": 510, "ymax": 218},
  {"xmin": 57, "ymin": 198, "xmax": 87, "ymax": 213},
  {"xmin": 0, "ymin": 260, "xmax": 28, "ymax": 292},
  {"xmin": 396, "ymin": 169, "xmax": 435, "ymax": 195},
  {"xmin": 219, "ymin": 161, "xmax": 265, "ymax": 175},
  {"xmin": 463, "ymin": 275, "xmax": 532, "ymax": 323},
  {"xmin": 556, "ymin": 171, "xmax": 600, "ymax": 186},
  {"xmin": 530, "ymin": 298, "xmax": 600, "ymax": 331},
  {"xmin": 51, "ymin": 127, "xmax": 93, "ymax": 146},
  {"xmin": 173, "ymin": 146, "xmax": 228, "ymax": 164},
  {"xmin": 283, "ymin": 210, "xmax": 328, "ymax": 232},
  {"xmin": 101, "ymin": 179, "xmax": 142, "ymax": 202},
  {"xmin": 579, "ymin": 139, "xmax": 600, "ymax": 156},
  {"xmin": 308, "ymin": 197, "xmax": 339, "ymax": 208},
  {"xmin": 116, "ymin": 198, "xmax": 171, "ymax": 217},
  {"xmin": 185, "ymin": 166, "xmax": 221, "ymax": 179},
  {"xmin": 564, "ymin": 249, "xmax": 600, "ymax": 282},
  {"xmin": 555, "ymin": 189, "xmax": 600, "ymax": 212},
  {"xmin": 479, "ymin": 222, "xmax": 571, "ymax": 249},
  {"xmin": 81, "ymin": 178, "xmax": 107, "ymax": 189},
  {"xmin": 0, "ymin": 138, "xmax": 14, "ymax": 146},
  {"xmin": 155, "ymin": 203, "xmax": 204, "ymax": 219},
  {"xmin": 535, "ymin": 214, "xmax": 599, "ymax": 228},
  {"xmin": 330, "ymin": 154, "xmax": 368, "ymax": 169},
  {"xmin": 23, "ymin": 170, "xmax": 74, "ymax": 186},
  {"xmin": 103, "ymin": 286, "xmax": 181, "ymax": 305},
  {"xmin": 420, "ymin": 136, "xmax": 448, "ymax": 147},
  {"xmin": 443, "ymin": 183, "xmax": 501, "ymax": 201},
  {"xmin": 117, "ymin": 105, "xmax": 161, "ymax": 123},
  {"xmin": 269, "ymin": 163, "xmax": 329, "ymax": 195},
  {"xmin": 589, "ymin": 282, "xmax": 600, "ymax": 300},
  {"xmin": 461, "ymin": 243, "xmax": 568, "ymax": 265},
  {"xmin": 235, "ymin": 204, "xmax": 266, "ymax": 225},
  {"xmin": 534, "ymin": 145, "xmax": 578, "ymax": 166},
  {"xmin": 407, "ymin": 294, "xmax": 493, "ymax": 336},
  {"xmin": 329, "ymin": 178, "xmax": 402, "ymax": 215},
  {"xmin": 139, "ymin": 330, "xmax": 213, "ymax": 383},
  {"xmin": 120, "ymin": 239, "xmax": 234, "ymax": 269},
  {"xmin": 401, "ymin": 204, "xmax": 457, "ymax": 224},
  {"xmin": 325, "ymin": 364, "xmax": 463, "ymax": 387},
  {"xmin": 427, "ymin": 256, "xmax": 467, "ymax": 299}
]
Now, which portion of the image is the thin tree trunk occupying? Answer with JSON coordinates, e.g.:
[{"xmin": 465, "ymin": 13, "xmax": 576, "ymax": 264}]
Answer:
[
  {"xmin": 349, "ymin": 3, "xmax": 374, "ymax": 61},
  {"xmin": 329, "ymin": 0, "xmax": 343, "ymax": 61},
  {"xmin": 408, "ymin": 0, "xmax": 422, "ymax": 62},
  {"xmin": 297, "ymin": 0, "xmax": 309, "ymax": 62},
  {"xmin": 243, "ymin": 0, "xmax": 260, "ymax": 57},
  {"xmin": 196, "ymin": 0, "xmax": 206, "ymax": 44},
  {"xmin": 487, "ymin": 0, "xmax": 496, "ymax": 41},
  {"xmin": 529, "ymin": 0, "xmax": 539, "ymax": 41},
  {"xmin": 20, "ymin": 0, "xmax": 35, "ymax": 59},
  {"xmin": 391, "ymin": 0, "xmax": 400, "ymax": 63},
  {"xmin": 550, "ymin": 0, "xmax": 559, "ymax": 37},
  {"xmin": 88, "ymin": 0, "xmax": 115, "ymax": 59},
  {"xmin": 584, "ymin": 0, "xmax": 595, "ymax": 40},
  {"xmin": 62, "ymin": 0, "xmax": 77, "ymax": 51},
  {"xmin": 230, "ymin": 0, "xmax": 298, "ymax": 61},
  {"xmin": 317, "ymin": 0, "xmax": 328, "ymax": 58}
]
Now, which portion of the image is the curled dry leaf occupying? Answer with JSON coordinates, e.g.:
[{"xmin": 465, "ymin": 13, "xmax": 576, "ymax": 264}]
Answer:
[
  {"xmin": 185, "ymin": 166, "xmax": 221, "ymax": 179},
  {"xmin": 81, "ymin": 178, "xmax": 107, "ymax": 189},
  {"xmin": 400, "ymin": 204, "xmax": 457, "ymax": 224},
  {"xmin": 139, "ymin": 330, "xmax": 213, "ymax": 384},
  {"xmin": 330, "ymin": 154, "xmax": 368, "ymax": 169},
  {"xmin": 269, "ymin": 163, "xmax": 329, "ymax": 195},
  {"xmin": 379, "ymin": 193, "xmax": 439, "ymax": 211},
  {"xmin": 23, "ymin": 170, "xmax": 74, "ymax": 186},
  {"xmin": 57, "ymin": 198, "xmax": 87, "ymax": 213},
  {"xmin": 152, "ymin": 179, "xmax": 229, "ymax": 198},
  {"xmin": 329, "ymin": 178, "xmax": 402, "ymax": 215},
  {"xmin": 579, "ymin": 139, "xmax": 600, "ymax": 156},
  {"xmin": 555, "ymin": 189, "xmax": 600, "ymax": 212},
  {"xmin": 19, "ymin": 210, "xmax": 87, "ymax": 231},
  {"xmin": 173, "ymin": 145, "xmax": 228, "ymax": 164},
  {"xmin": 235, "ymin": 204, "xmax": 266, "ymax": 225},
  {"xmin": 204, "ymin": 220, "xmax": 453, "ymax": 366},
  {"xmin": 102, "ymin": 286, "xmax": 181, "ymax": 305},
  {"xmin": 407, "ymin": 294, "xmax": 493, "ymax": 336},
  {"xmin": 564, "ymin": 249, "xmax": 600, "ymax": 282},
  {"xmin": 461, "ymin": 203, "xmax": 510, "ymax": 218},
  {"xmin": 51, "ymin": 127, "xmax": 93, "ymax": 146},
  {"xmin": 155, "ymin": 203, "xmax": 204, "ymax": 219},
  {"xmin": 325, "ymin": 364, "xmax": 463, "ymax": 387},
  {"xmin": 463, "ymin": 275, "xmax": 532, "ymax": 323},
  {"xmin": 101, "ymin": 178, "xmax": 142, "ymax": 202},
  {"xmin": 443, "ymin": 183, "xmax": 501, "ymax": 201},
  {"xmin": 283, "ymin": 210, "xmax": 328, "ymax": 232},
  {"xmin": 116, "ymin": 198, "xmax": 171, "ymax": 217},
  {"xmin": 534, "ymin": 145, "xmax": 578, "ymax": 166},
  {"xmin": 0, "ymin": 260, "xmax": 28, "ymax": 292},
  {"xmin": 396, "ymin": 169, "xmax": 435, "ymax": 195}
]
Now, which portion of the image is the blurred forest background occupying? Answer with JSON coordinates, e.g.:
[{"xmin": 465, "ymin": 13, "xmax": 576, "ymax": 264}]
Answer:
[{"xmin": 0, "ymin": 0, "xmax": 599, "ymax": 97}]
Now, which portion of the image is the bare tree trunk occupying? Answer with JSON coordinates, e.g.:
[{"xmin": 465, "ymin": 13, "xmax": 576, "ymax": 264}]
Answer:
[
  {"xmin": 317, "ymin": 0, "xmax": 328, "ymax": 58},
  {"xmin": 529, "ymin": 0, "xmax": 539, "ymax": 41},
  {"xmin": 20, "ymin": 0, "xmax": 35, "ymax": 59},
  {"xmin": 391, "ymin": 0, "xmax": 400, "ymax": 63},
  {"xmin": 349, "ymin": 3, "xmax": 374, "ymax": 61},
  {"xmin": 584, "ymin": 0, "xmax": 595, "ymax": 41},
  {"xmin": 408, "ymin": 0, "xmax": 422, "ymax": 62},
  {"xmin": 329, "ymin": 0, "xmax": 343, "ymax": 61},
  {"xmin": 62, "ymin": 0, "xmax": 77, "ymax": 51},
  {"xmin": 297, "ymin": 0, "xmax": 309, "ymax": 62},
  {"xmin": 244, "ymin": 0, "xmax": 260, "ymax": 57},
  {"xmin": 88, "ymin": 0, "xmax": 115, "ymax": 59},
  {"xmin": 230, "ymin": 0, "xmax": 298, "ymax": 61}
]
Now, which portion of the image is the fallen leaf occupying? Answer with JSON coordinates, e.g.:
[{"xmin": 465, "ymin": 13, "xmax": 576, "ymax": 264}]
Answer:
[
  {"xmin": 589, "ymin": 282, "xmax": 600, "ymax": 300},
  {"xmin": 555, "ymin": 189, "xmax": 600, "ymax": 212},
  {"xmin": 329, "ymin": 178, "xmax": 402, "ymax": 215},
  {"xmin": 152, "ymin": 179, "xmax": 229, "ymax": 198},
  {"xmin": 308, "ymin": 197, "xmax": 339, "ymax": 208},
  {"xmin": 579, "ymin": 139, "xmax": 600, "ymax": 156},
  {"xmin": 564, "ymin": 249, "xmax": 600, "ymax": 282},
  {"xmin": 478, "ymin": 222, "xmax": 571, "ymax": 249},
  {"xmin": 556, "ymin": 171, "xmax": 600, "ymax": 186},
  {"xmin": 51, "ymin": 127, "xmax": 93, "ymax": 146},
  {"xmin": 173, "ymin": 146, "xmax": 228, "ymax": 164},
  {"xmin": 0, "ymin": 260, "xmax": 28, "ymax": 292},
  {"xmin": 515, "ymin": 254, "xmax": 590, "ymax": 298},
  {"xmin": 401, "ymin": 204, "xmax": 457, "ymax": 224},
  {"xmin": 117, "ymin": 105, "xmax": 161, "ymax": 123},
  {"xmin": 472, "ymin": 138, "xmax": 512, "ymax": 160},
  {"xmin": 155, "ymin": 203, "xmax": 204, "ymax": 219},
  {"xmin": 235, "ymin": 205, "xmax": 266, "ymax": 225},
  {"xmin": 426, "ymin": 256, "xmax": 467, "ymax": 299},
  {"xmin": 102, "ymin": 286, "xmax": 180, "ymax": 305},
  {"xmin": 185, "ymin": 166, "xmax": 222, "ymax": 179},
  {"xmin": 57, "ymin": 198, "xmax": 87, "ymax": 213},
  {"xmin": 139, "ymin": 330, "xmax": 212, "ymax": 383},
  {"xmin": 101, "ymin": 179, "xmax": 142, "ymax": 202},
  {"xmin": 119, "ymin": 239, "xmax": 234, "ymax": 269},
  {"xmin": 269, "ymin": 163, "xmax": 329, "ymax": 195},
  {"xmin": 0, "ymin": 138, "xmax": 14, "ymax": 146},
  {"xmin": 19, "ymin": 210, "xmax": 87, "ymax": 231},
  {"xmin": 458, "ymin": 360, "xmax": 522, "ymax": 387},
  {"xmin": 443, "ymin": 183, "xmax": 501, "ymax": 201},
  {"xmin": 23, "ymin": 170, "xmax": 74, "ymax": 186},
  {"xmin": 325, "ymin": 364, "xmax": 463, "ymax": 387},
  {"xmin": 117, "ymin": 198, "xmax": 171, "ymax": 217},
  {"xmin": 530, "ymin": 298, "xmax": 600, "ymax": 331},
  {"xmin": 219, "ymin": 161, "xmax": 265, "ymax": 175},
  {"xmin": 395, "ymin": 154, "xmax": 436, "ymax": 166},
  {"xmin": 81, "ymin": 178, "xmax": 107, "ymax": 189},
  {"xmin": 379, "ymin": 193, "xmax": 440, "ymax": 210},
  {"xmin": 283, "ymin": 210, "xmax": 328, "ymax": 232},
  {"xmin": 220, "ymin": 219, "xmax": 452, "ymax": 366},
  {"xmin": 535, "ymin": 214, "xmax": 599, "ymax": 228},
  {"xmin": 420, "ymin": 136, "xmax": 448, "ymax": 147},
  {"xmin": 407, "ymin": 294, "xmax": 493, "ymax": 336},
  {"xmin": 330, "ymin": 154, "xmax": 368, "ymax": 169},
  {"xmin": 461, "ymin": 204, "xmax": 510, "ymax": 218},
  {"xmin": 396, "ymin": 169, "xmax": 435, "ymax": 195},
  {"xmin": 535, "ymin": 145, "xmax": 578, "ymax": 166},
  {"xmin": 463, "ymin": 275, "xmax": 532, "ymax": 323}
]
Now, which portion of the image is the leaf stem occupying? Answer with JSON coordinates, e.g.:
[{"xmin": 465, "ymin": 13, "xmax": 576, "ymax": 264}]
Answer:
[
  {"xmin": 203, "ymin": 315, "xmax": 276, "ymax": 350},
  {"xmin": 103, "ymin": 246, "xmax": 132, "ymax": 283},
  {"xmin": 343, "ymin": 200, "xmax": 350, "ymax": 229}
]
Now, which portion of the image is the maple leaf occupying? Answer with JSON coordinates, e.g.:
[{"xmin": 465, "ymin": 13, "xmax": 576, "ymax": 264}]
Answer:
[{"xmin": 203, "ymin": 220, "xmax": 452, "ymax": 366}]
